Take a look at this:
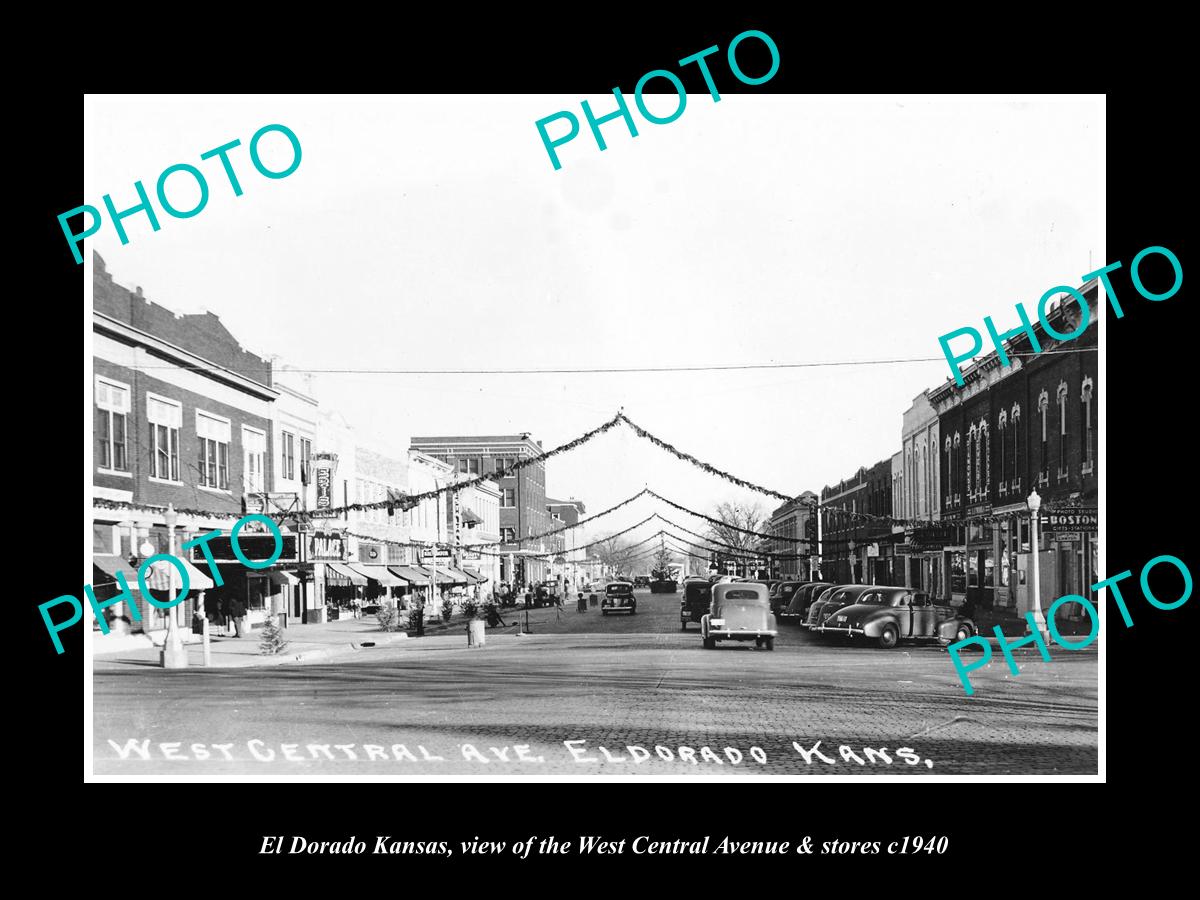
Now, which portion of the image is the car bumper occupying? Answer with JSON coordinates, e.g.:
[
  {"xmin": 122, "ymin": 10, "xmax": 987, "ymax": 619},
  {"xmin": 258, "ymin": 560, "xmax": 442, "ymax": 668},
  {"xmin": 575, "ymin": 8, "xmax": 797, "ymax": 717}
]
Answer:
[
  {"xmin": 815, "ymin": 624, "xmax": 864, "ymax": 636},
  {"xmin": 708, "ymin": 629, "xmax": 777, "ymax": 641}
]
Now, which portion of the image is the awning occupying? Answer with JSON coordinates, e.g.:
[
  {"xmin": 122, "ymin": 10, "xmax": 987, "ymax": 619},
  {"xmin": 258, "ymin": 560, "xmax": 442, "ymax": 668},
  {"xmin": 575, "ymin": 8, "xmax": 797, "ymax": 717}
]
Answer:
[
  {"xmin": 93, "ymin": 556, "xmax": 141, "ymax": 591},
  {"xmin": 439, "ymin": 566, "xmax": 474, "ymax": 586},
  {"xmin": 461, "ymin": 509, "xmax": 483, "ymax": 526},
  {"xmin": 462, "ymin": 568, "xmax": 487, "ymax": 585},
  {"xmin": 94, "ymin": 554, "xmax": 214, "ymax": 592},
  {"xmin": 325, "ymin": 562, "xmax": 367, "ymax": 586},
  {"xmin": 352, "ymin": 564, "xmax": 405, "ymax": 587},
  {"xmin": 267, "ymin": 569, "xmax": 300, "ymax": 587},
  {"xmin": 409, "ymin": 564, "xmax": 455, "ymax": 585},
  {"xmin": 388, "ymin": 566, "xmax": 428, "ymax": 584}
]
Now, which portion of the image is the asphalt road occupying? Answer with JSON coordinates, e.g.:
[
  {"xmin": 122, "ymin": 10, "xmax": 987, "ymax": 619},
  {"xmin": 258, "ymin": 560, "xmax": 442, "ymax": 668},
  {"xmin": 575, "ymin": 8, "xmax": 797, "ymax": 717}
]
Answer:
[{"xmin": 93, "ymin": 588, "xmax": 1098, "ymax": 776}]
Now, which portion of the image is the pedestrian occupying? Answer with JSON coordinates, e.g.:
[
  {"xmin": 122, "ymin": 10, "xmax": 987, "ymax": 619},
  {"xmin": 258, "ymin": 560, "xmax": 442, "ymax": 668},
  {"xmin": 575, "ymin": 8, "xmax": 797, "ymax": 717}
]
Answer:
[
  {"xmin": 229, "ymin": 597, "xmax": 247, "ymax": 638},
  {"xmin": 524, "ymin": 586, "xmax": 533, "ymax": 609},
  {"xmin": 485, "ymin": 602, "xmax": 506, "ymax": 628}
]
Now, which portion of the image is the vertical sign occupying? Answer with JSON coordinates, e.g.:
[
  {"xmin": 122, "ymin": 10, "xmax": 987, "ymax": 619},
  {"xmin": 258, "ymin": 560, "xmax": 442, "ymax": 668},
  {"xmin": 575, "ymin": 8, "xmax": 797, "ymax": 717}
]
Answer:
[{"xmin": 312, "ymin": 452, "xmax": 338, "ymax": 518}]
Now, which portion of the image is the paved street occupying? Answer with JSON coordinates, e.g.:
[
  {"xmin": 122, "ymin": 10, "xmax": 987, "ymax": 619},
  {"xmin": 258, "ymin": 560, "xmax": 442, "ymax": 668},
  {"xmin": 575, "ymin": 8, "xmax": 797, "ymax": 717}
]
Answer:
[{"xmin": 94, "ymin": 589, "xmax": 1098, "ymax": 776}]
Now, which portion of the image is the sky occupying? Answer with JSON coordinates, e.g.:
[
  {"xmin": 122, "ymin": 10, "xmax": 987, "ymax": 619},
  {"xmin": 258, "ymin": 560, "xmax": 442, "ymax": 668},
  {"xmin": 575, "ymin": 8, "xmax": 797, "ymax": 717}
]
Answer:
[{"xmin": 84, "ymin": 94, "xmax": 1102, "ymax": 544}]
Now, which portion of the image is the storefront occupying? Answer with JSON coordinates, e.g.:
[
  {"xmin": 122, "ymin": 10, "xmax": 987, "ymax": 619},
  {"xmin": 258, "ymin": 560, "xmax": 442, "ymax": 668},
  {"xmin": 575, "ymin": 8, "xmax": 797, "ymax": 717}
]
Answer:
[{"xmin": 92, "ymin": 553, "xmax": 215, "ymax": 635}]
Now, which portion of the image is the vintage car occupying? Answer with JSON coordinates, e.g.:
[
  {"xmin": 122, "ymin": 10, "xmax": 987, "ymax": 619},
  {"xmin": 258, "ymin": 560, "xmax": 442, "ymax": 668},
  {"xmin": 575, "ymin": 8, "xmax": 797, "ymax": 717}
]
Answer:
[
  {"xmin": 633, "ymin": 575, "xmax": 651, "ymax": 588},
  {"xmin": 804, "ymin": 584, "xmax": 874, "ymax": 631},
  {"xmin": 650, "ymin": 577, "xmax": 679, "ymax": 594},
  {"xmin": 600, "ymin": 581, "xmax": 637, "ymax": 615},
  {"xmin": 679, "ymin": 578, "xmax": 713, "ymax": 630},
  {"xmin": 782, "ymin": 581, "xmax": 832, "ymax": 619},
  {"xmin": 815, "ymin": 586, "xmax": 976, "ymax": 648},
  {"xmin": 769, "ymin": 580, "xmax": 808, "ymax": 617},
  {"xmin": 701, "ymin": 583, "xmax": 778, "ymax": 650}
]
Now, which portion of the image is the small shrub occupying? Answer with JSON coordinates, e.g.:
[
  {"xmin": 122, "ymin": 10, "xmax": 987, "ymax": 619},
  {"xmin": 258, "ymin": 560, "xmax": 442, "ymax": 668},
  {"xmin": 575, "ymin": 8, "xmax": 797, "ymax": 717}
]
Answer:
[
  {"xmin": 407, "ymin": 607, "xmax": 425, "ymax": 635},
  {"xmin": 377, "ymin": 605, "xmax": 401, "ymax": 632},
  {"xmin": 441, "ymin": 599, "xmax": 454, "ymax": 622},
  {"xmin": 258, "ymin": 615, "xmax": 289, "ymax": 656},
  {"xmin": 461, "ymin": 598, "xmax": 479, "ymax": 620}
]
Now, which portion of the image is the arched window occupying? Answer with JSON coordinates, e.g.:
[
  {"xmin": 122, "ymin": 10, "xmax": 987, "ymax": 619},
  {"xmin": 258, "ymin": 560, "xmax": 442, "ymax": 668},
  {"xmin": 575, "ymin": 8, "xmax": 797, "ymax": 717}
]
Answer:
[
  {"xmin": 1037, "ymin": 390, "xmax": 1050, "ymax": 486},
  {"xmin": 979, "ymin": 420, "xmax": 990, "ymax": 498},
  {"xmin": 1082, "ymin": 376, "xmax": 1095, "ymax": 476},
  {"xmin": 1011, "ymin": 403, "xmax": 1022, "ymax": 494},
  {"xmin": 1057, "ymin": 381, "xmax": 1069, "ymax": 480},
  {"xmin": 966, "ymin": 424, "xmax": 977, "ymax": 501},
  {"xmin": 998, "ymin": 410, "xmax": 1008, "ymax": 495},
  {"xmin": 944, "ymin": 436, "xmax": 953, "ymax": 509}
]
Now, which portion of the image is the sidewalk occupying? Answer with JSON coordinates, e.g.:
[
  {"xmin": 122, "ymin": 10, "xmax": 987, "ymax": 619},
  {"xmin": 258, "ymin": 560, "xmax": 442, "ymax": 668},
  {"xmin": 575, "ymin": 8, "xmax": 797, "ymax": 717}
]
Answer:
[{"xmin": 92, "ymin": 617, "xmax": 412, "ymax": 669}]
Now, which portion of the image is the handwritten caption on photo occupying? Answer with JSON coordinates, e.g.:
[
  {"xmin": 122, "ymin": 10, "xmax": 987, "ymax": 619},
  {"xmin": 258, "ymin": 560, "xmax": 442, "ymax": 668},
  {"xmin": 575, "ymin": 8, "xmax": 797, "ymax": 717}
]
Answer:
[
  {"xmin": 534, "ymin": 29, "xmax": 780, "ymax": 171},
  {"xmin": 45, "ymin": 513, "xmax": 284, "ymax": 653},
  {"xmin": 947, "ymin": 552, "xmax": 1192, "ymax": 694},
  {"xmin": 60, "ymin": 124, "xmax": 302, "ymax": 264}
]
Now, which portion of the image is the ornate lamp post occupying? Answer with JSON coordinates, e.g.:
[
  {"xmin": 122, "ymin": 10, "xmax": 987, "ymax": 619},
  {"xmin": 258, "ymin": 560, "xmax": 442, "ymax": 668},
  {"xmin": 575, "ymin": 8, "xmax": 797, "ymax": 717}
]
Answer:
[
  {"xmin": 161, "ymin": 503, "xmax": 189, "ymax": 668},
  {"xmin": 1026, "ymin": 490, "xmax": 1049, "ymax": 642}
]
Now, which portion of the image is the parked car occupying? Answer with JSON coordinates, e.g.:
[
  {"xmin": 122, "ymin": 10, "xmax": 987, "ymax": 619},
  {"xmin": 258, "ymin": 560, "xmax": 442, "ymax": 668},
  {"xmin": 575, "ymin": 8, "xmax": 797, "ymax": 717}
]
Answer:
[
  {"xmin": 815, "ymin": 586, "xmax": 977, "ymax": 648},
  {"xmin": 782, "ymin": 582, "xmax": 833, "ymax": 620},
  {"xmin": 650, "ymin": 578, "xmax": 678, "ymax": 593},
  {"xmin": 701, "ymin": 583, "xmax": 777, "ymax": 650},
  {"xmin": 804, "ymin": 584, "xmax": 874, "ymax": 631},
  {"xmin": 769, "ymin": 580, "xmax": 807, "ymax": 616},
  {"xmin": 633, "ymin": 575, "xmax": 651, "ymax": 588},
  {"xmin": 679, "ymin": 578, "xmax": 713, "ymax": 630},
  {"xmin": 601, "ymin": 581, "xmax": 637, "ymax": 615}
]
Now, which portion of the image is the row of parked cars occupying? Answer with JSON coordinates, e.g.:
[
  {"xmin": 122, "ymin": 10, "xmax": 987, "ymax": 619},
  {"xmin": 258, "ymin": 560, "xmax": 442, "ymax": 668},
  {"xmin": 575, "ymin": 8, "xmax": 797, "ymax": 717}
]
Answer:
[{"xmin": 679, "ymin": 576, "xmax": 975, "ymax": 650}]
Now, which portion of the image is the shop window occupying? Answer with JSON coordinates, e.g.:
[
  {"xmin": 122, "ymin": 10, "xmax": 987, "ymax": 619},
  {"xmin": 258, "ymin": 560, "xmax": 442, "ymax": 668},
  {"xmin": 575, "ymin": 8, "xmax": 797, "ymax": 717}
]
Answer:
[{"xmin": 96, "ymin": 377, "xmax": 130, "ymax": 473}]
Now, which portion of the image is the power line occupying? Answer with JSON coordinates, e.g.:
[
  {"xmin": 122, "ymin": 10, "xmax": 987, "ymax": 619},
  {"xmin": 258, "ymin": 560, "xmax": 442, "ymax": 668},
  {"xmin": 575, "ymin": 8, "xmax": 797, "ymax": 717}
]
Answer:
[{"xmin": 123, "ymin": 347, "xmax": 1097, "ymax": 378}]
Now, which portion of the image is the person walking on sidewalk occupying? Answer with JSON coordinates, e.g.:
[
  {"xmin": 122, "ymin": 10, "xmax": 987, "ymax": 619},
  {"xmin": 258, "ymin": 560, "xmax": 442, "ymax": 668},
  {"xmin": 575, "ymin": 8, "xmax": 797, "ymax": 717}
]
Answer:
[{"xmin": 229, "ymin": 597, "xmax": 247, "ymax": 638}]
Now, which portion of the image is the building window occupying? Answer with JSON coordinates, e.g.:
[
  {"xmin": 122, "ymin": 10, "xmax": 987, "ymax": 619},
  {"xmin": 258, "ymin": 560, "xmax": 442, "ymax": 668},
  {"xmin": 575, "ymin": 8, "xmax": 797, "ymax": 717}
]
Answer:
[
  {"xmin": 299, "ymin": 437, "xmax": 312, "ymax": 485},
  {"xmin": 1037, "ymin": 389, "xmax": 1050, "ymax": 486},
  {"xmin": 966, "ymin": 425, "xmax": 976, "ymax": 502},
  {"xmin": 501, "ymin": 488, "xmax": 516, "ymax": 508},
  {"xmin": 281, "ymin": 431, "xmax": 295, "ymax": 481},
  {"xmin": 95, "ymin": 377, "xmax": 130, "ymax": 472},
  {"xmin": 147, "ymin": 394, "xmax": 182, "ymax": 482},
  {"xmin": 997, "ymin": 410, "xmax": 1008, "ymax": 496},
  {"xmin": 456, "ymin": 457, "xmax": 480, "ymax": 475},
  {"xmin": 243, "ymin": 426, "xmax": 266, "ymax": 493},
  {"xmin": 1057, "ymin": 381, "xmax": 1069, "ymax": 480},
  {"xmin": 196, "ymin": 411, "xmax": 231, "ymax": 490},
  {"xmin": 1011, "ymin": 404, "xmax": 1022, "ymax": 493},
  {"xmin": 500, "ymin": 527, "xmax": 516, "ymax": 542},
  {"xmin": 1081, "ymin": 376, "xmax": 1095, "ymax": 476},
  {"xmin": 980, "ymin": 420, "xmax": 990, "ymax": 498},
  {"xmin": 944, "ymin": 437, "xmax": 953, "ymax": 509}
]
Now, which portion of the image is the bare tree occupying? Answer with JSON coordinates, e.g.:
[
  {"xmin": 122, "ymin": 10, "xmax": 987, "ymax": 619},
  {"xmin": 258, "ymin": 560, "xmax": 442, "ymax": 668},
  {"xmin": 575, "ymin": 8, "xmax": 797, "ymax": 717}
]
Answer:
[
  {"xmin": 707, "ymin": 501, "xmax": 766, "ymax": 552},
  {"xmin": 593, "ymin": 535, "xmax": 639, "ymax": 579}
]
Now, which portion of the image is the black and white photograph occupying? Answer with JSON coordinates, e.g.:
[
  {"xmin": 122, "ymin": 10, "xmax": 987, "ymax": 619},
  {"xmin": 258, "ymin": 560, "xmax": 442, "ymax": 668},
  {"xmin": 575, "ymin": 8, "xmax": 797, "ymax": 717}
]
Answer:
[{"xmin": 74, "ymin": 88, "xmax": 1117, "ymax": 782}]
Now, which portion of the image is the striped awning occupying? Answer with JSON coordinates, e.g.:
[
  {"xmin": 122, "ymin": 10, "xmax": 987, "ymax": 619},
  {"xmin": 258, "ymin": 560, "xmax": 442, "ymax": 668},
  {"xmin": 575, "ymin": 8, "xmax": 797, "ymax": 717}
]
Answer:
[
  {"xmin": 409, "ymin": 564, "xmax": 455, "ymax": 585},
  {"xmin": 325, "ymin": 562, "xmax": 367, "ymax": 586},
  {"xmin": 351, "ymin": 564, "xmax": 405, "ymax": 587},
  {"xmin": 388, "ymin": 566, "xmax": 428, "ymax": 584},
  {"xmin": 144, "ymin": 556, "xmax": 215, "ymax": 592}
]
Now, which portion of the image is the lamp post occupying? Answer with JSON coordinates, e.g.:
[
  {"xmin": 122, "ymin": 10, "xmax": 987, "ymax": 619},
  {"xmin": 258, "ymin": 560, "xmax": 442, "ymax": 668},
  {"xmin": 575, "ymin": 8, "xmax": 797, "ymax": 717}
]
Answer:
[
  {"xmin": 1026, "ymin": 490, "xmax": 1049, "ymax": 642},
  {"xmin": 161, "ymin": 504, "xmax": 188, "ymax": 668}
]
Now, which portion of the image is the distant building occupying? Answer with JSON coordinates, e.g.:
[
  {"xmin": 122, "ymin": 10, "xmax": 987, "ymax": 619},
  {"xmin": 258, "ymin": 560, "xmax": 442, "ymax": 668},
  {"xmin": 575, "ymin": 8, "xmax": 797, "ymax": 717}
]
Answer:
[
  {"xmin": 820, "ymin": 459, "xmax": 895, "ymax": 585},
  {"xmin": 409, "ymin": 434, "xmax": 553, "ymax": 584},
  {"xmin": 768, "ymin": 491, "xmax": 817, "ymax": 580},
  {"xmin": 546, "ymin": 497, "xmax": 587, "ymax": 589}
]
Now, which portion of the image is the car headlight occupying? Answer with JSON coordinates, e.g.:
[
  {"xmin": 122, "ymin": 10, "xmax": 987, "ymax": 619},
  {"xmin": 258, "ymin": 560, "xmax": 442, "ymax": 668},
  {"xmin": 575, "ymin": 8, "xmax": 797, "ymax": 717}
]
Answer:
[{"xmin": 710, "ymin": 618, "xmax": 725, "ymax": 627}]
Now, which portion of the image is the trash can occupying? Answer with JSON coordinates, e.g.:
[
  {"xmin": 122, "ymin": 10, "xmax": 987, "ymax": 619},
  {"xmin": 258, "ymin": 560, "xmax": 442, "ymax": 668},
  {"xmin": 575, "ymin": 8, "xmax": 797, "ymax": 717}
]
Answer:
[
  {"xmin": 577, "ymin": 594, "xmax": 586, "ymax": 613},
  {"xmin": 467, "ymin": 618, "xmax": 486, "ymax": 648},
  {"xmin": 589, "ymin": 592, "xmax": 598, "ymax": 607}
]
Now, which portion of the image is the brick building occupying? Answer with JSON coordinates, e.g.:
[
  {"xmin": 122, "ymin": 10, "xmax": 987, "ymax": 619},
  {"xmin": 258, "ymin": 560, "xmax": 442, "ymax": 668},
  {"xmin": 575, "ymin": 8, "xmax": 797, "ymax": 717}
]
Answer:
[
  {"xmin": 928, "ymin": 280, "xmax": 1099, "ymax": 615},
  {"xmin": 768, "ymin": 492, "xmax": 816, "ymax": 580},
  {"xmin": 91, "ymin": 252, "xmax": 278, "ymax": 634},
  {"xmin": 820, "ymin": 458, "xmax": 896, "ymax": 585},
  {"xmin": 409, "ymin": 434, "xmax": 552, "ymax": 585}
]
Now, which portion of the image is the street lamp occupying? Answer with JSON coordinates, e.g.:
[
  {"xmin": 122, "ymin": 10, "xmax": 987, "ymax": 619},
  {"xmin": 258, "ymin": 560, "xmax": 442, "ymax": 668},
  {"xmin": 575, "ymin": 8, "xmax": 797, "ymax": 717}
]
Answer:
[
  {"xmin": 161, "ymin": 503, "xmax": 188, "ymax": 668},
  {"xmin": 1026, "ymin": 490, "xmax": 1049, "ymax": 643}
]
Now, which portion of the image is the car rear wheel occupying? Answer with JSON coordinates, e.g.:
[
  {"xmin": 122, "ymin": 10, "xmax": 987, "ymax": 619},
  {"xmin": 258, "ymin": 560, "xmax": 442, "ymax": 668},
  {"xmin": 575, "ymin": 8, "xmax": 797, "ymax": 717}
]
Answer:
[
  {"xmin": 681, "ymin": 621, "xmax": 688, "ymax": 631},
  {"xmin": 703, "ymin": 637, "xmax": 715, "ymax": 649},
  {"xmin": 955, "ymin": 622, "xmax": 974, "ymax": 641},
  {"xmin": 878, "ymin": 624, "xmax": 899, "ymax": 649},
  {"xmin": 765, "ymin": 637, "xmax": 775, "ymax": 651}
]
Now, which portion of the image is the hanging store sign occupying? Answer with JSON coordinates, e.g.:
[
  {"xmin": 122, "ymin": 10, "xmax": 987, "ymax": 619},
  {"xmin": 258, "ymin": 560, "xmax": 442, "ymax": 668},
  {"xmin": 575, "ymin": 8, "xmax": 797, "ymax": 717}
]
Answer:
[
  {"xmin": 191, "ymin": 533, "xmax": 298, "ymax": 565},
  {"xmin": 311, "ymin": 452, "xmax": 339, "ymax": 518}
]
